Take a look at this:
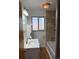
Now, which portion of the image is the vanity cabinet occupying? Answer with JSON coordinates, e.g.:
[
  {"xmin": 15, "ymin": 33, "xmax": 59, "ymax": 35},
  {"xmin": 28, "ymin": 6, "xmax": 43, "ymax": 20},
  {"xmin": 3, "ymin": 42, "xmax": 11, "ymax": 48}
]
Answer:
[{"xmin": 26, "ymin": 48, "xmax": 40, "ymax": 59}]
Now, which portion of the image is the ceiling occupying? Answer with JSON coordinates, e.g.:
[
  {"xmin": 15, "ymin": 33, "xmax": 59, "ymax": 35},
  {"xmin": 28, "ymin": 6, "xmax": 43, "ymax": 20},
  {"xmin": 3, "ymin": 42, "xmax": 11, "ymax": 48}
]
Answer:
[{"xmin": 23, "ymin": 0, "xmax": 56, "ymax": 11}]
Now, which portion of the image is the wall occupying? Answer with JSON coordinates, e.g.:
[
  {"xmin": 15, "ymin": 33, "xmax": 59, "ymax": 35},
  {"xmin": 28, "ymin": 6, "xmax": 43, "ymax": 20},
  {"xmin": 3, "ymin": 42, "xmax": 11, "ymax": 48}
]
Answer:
[
  {"xmin": 27, "ymin": 9, "xmax": 46, "ymax": 47},
  {"xmin": 33, "ymin": 31, "xmax": 46, "ymax": 47},
  {"xmin": 22, "ymin": 14, "xmax": 28, "ymax": 48},
  {"xmin": 46, "ymin": 10, "xmax": 56, "ymax": 41}
]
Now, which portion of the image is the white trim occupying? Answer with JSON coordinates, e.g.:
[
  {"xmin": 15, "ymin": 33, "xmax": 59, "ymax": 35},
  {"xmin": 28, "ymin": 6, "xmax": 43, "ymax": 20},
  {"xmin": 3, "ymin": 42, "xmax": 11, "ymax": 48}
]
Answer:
[{"xmin": 47, "ymin": 42, "xmax": 55, "ymax": 56}]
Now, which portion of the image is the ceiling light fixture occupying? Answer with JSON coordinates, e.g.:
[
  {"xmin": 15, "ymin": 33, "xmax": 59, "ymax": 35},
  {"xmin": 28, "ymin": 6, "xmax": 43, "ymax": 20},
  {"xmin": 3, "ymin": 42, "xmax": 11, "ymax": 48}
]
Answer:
[
  {"xmin": 23, "ymin": 9, "xmax": 29, "ymax": 16},
  {"xmin": 42, "ymin": 2, "xmax": 50, "ymax": 9}
]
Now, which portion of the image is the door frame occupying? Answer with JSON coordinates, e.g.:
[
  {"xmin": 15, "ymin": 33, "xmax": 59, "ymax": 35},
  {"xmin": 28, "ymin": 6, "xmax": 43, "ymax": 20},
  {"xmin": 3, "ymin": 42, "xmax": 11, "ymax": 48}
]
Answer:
[{"xmin": 55, "ymin": 0, "xmax": 60, "ymax": 59}]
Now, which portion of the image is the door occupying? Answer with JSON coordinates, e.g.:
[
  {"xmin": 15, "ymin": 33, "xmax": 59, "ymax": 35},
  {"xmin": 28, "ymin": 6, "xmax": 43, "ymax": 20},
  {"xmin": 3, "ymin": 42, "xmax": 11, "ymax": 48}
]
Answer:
[{"xmin": 19, "ymin": 1, "xmax": 25, "ymax": 59}]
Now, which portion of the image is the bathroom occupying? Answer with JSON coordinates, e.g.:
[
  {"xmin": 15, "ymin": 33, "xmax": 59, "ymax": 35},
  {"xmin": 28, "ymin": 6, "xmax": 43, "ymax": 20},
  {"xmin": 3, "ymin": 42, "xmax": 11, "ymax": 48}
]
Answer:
[{"xmin": 19, "ymin": 0, "xmax": 59, "ymax": 59}]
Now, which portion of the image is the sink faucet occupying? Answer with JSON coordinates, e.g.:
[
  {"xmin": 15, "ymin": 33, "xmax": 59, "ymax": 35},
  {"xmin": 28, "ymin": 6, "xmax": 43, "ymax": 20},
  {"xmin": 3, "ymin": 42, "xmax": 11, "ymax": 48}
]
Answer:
[{"xmin": 26, "ymin": 38, "xmax": 32, "ymax": 44}]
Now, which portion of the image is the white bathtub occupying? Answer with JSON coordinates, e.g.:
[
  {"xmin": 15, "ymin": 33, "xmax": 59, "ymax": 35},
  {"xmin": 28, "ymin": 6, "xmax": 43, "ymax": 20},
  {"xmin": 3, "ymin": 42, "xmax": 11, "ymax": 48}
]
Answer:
[{"xmin": 46, "ymin": 41, "xmax": 56, "ymax": 59}]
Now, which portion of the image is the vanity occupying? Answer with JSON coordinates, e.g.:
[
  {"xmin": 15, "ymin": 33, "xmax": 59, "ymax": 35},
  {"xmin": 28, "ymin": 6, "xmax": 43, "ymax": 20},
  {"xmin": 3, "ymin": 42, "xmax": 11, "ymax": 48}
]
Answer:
[
  {"xmin": 24, "ymin": 39, "xmax": 40, "ymax": 59},
  {"xmin": 25, "ymin": 39, "xmax": 40, "ymax": 49}
]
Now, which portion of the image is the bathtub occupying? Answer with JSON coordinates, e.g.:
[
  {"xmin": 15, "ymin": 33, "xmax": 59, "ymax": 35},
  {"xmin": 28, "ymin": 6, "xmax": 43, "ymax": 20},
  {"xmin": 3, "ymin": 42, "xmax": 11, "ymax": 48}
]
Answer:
[{"xmin": 46, "ymin": 41, "xmax": 56, "ymax": 59}]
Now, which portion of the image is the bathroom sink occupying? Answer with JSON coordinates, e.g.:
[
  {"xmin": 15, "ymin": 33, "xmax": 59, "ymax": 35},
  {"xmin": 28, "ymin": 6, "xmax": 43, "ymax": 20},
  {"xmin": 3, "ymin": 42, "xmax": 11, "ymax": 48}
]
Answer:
[{"xmin": 25, "ymin": 39, "xmax": 40, "ymax": 49}]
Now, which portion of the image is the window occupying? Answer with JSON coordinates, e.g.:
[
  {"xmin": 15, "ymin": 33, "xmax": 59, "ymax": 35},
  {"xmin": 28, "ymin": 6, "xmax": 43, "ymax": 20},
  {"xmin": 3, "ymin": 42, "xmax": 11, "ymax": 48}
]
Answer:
[
  {"xmin": 32, "ymin": 16, "xmax": 45, "ymax": 31},
  {"xmin": 32, "ymin": 17, "xmax": 38, "ymax": 30}
]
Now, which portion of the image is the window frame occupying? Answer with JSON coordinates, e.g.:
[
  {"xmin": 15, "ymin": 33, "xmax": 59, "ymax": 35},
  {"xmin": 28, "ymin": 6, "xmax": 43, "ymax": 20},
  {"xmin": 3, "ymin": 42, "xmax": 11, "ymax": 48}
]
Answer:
[{"xmin": 31, "ymin": 16, "xmax": 45, "ymax": 31}]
